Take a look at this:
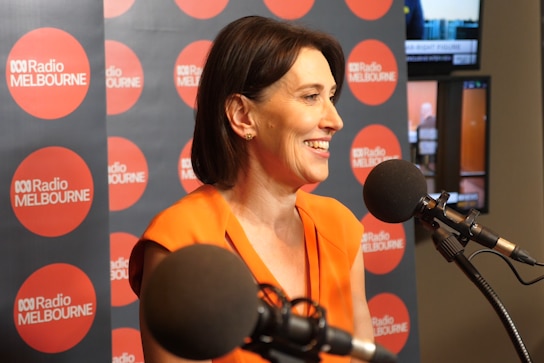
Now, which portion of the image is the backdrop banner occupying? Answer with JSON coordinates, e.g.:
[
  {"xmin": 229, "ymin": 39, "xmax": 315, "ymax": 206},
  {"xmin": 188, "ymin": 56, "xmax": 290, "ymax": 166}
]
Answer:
[{"xmin": 0, "ymin": 0, "xmax": 111, "ymax": 362}]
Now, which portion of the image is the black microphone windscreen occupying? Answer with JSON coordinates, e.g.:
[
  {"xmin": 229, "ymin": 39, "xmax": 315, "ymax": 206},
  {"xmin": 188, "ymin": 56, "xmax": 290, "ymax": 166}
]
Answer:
[
  {"xmin": 141, "ymin": 244, "xmax": 259, "ymax": 360},
  {"xmin": 363, "ymin": 159, "xmax": 428, "ymax": 223}
]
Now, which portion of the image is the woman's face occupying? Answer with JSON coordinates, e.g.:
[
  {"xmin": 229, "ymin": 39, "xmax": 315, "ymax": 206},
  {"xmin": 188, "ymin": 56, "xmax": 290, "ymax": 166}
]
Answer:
[{"xmin": 249, "ymin": 47, "xmax": 344, "ymax": 189}]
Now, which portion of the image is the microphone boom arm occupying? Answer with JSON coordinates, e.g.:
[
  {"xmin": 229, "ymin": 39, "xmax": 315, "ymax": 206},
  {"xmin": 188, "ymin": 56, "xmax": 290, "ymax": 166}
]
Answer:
[{"xmin": 432, "ymin": 227, "xmax": 533, "ymax": 363}]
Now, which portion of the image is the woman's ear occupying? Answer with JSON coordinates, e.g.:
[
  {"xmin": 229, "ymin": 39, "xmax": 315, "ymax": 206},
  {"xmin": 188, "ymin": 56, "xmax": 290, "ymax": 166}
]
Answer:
[{"xmin": 225, "ymin": 94, "xmax": 255, "ymax": 139}]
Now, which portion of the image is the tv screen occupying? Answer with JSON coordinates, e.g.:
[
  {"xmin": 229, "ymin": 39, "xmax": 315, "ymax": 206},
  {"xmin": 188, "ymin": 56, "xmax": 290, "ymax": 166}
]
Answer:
[
  {"xmin": 405, "ymin": 0, "xmax": 483, "ymax": 77},
  {"xmin": 407, "ymin": 75, "xmax": 491, "ymax": 214}
]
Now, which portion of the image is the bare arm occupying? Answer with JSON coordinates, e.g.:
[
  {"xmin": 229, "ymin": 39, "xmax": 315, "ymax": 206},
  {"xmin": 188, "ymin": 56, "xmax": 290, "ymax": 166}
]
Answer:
[
  {"xmin": 350, "ymin": 244, "xmax": 374, "ymax": 363},
  {"xmin": 139, "ymin": 241, "xmax": 212, "ymax": 363}
]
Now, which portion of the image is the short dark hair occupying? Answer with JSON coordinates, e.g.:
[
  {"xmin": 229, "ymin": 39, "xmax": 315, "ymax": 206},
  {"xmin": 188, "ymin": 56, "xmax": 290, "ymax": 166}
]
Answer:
[{"xmin": 191, "ymin": 15, "xmax": 345, "ymax": 188}]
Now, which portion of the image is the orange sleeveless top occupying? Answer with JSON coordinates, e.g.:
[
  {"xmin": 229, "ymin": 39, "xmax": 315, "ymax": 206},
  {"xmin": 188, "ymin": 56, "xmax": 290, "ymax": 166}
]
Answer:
[{"xmin": 129, "ymin": 185, "xmax": 364, "ymax": 363}]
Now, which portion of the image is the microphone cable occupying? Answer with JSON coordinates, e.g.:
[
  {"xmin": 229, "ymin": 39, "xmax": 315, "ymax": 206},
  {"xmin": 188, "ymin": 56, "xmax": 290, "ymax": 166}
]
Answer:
[{"xmin": 468, "ymin": 248, "xmax": 544, "ymax": 285}]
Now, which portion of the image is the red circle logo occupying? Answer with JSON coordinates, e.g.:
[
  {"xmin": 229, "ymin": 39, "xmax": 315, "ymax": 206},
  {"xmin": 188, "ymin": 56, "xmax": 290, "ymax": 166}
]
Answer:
[
  {"xmin": 11, "ymin": 147, "xmax": 94, "ymax": 237},
  {"xmin": 174, "ymin": 40, "xmax": 212, "ymax": 109},
  {"xmin": 112, "ymin": 328, "xmax": 144, "ymax": 363},
  {"xmin": 14, "ymin": 263, "xmax": 96, "ymax": 353},
  {"xmin": 6, "ymin": 27, "xmax": 90, "ymax": 119},
  {"xmin": 110, "ymin": 232, "xmax": 139, "ymax": 307},
  {"xmin": 174, "ymin": 0, "xmax": 229, "ymax": 19},
  {"xmin": 108, "ymin": 137, "xmax": 149, "ymax": 212},
  {"xmin": 104, "ymin": 0, "xmax": 135, "ymax": 18},
  {"xmin": 368, "ymin": 293, "xmax": 410, "ymax": 354},
  {"xmin": 346, "ymin": 39, "xmax": 398, "ymax": 106},
  {"xmin": 105, "ymin": 40, "xmax": 144, "ymax": 116},
  {"xmin": 263, "ymin": 0, "xmax": 315, "ymax": 19},
  {"xmin": 345, "ymin": 0, "xmax": 394, "ymax": 20},
  {"xmin": 178, "ymin": 138, "xmax": 203, "ymax": 194},
  {"xmin": 361, "ymin": 213, "xmax": 406, "ymax": 274},
  {"xmin": 351, "ymin": 124, "xmax": 401, "ymax": 185}
]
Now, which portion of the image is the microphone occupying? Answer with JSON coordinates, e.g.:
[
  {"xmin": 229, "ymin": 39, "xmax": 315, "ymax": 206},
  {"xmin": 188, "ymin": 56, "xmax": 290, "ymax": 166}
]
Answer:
[
  {"xmin": 141, "ymin": 244, "xmax": 260, "ymax": 360},
  {"xmin": 249, "ymin": 296, "xmax": 397, "ymax": 362},
  {"xmin": 141, "ymin": 244, "xmax": 397, "ymax": 363},
  {"xmin": 362, "ymin": 159, "xmax": 537, "ymax": 265}
]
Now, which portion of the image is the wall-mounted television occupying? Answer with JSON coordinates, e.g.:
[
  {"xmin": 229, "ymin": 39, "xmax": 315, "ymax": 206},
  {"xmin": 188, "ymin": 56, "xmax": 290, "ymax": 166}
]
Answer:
[
  {"xmin": 407, "ymin": 75, "xmax": 491, "ymax": 214},
  {"xmin": 404, "ymin": 0, "xmax": 484, "ymax": 77}
]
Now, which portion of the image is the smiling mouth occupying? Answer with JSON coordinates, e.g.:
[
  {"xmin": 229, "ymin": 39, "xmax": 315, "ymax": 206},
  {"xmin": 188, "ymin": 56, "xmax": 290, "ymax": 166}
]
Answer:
[{"xmin": 304, "ymin": 140, "xmax": 330, "ymax": 151}]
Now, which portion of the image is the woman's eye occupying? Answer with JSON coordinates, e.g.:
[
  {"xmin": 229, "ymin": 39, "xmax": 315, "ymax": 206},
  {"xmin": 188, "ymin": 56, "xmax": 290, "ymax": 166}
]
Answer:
[{"xmin": 304, "ymin": 94, "xmax": 319, "ymax": 101}]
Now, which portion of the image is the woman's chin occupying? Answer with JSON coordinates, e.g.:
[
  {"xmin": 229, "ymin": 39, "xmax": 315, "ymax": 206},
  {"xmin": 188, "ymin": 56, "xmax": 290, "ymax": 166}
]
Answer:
[{"xmin": 305, "ymin": 172, "xmax": 328, "ymax": 185}]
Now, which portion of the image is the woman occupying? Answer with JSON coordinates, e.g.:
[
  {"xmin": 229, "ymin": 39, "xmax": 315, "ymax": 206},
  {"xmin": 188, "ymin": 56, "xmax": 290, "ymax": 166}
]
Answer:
[{"xmin": 129, "ymin": 15, "xmax": 374, "ymax": 363}]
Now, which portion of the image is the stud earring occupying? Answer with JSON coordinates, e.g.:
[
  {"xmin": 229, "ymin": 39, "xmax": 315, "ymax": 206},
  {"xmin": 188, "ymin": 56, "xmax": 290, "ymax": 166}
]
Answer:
[{"xmin": 245, "ymin": 133, "xmax": 254, "ymax": 141}]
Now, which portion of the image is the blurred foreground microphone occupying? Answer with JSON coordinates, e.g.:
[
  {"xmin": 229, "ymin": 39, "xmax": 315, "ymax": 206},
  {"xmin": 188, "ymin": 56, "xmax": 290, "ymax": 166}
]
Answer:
[
  {"xmin": 363, "ymin": 159, "xmax": 537, "ymax": 265},
  {"xmin": 141, "ymin": 244, "xmax": 259, "ymax": 360},
  {"xmin": 141, "ymin": 244, "xmax": 397, "ymax": 362}
]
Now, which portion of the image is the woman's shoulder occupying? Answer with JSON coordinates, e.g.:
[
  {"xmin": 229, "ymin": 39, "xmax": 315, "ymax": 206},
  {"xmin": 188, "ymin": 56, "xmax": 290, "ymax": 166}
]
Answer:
[
  {"xmin": 155, "ymin": 184, "xmax": 224, "ymax": 219},
  {"xmin": 141, "ymin": 184, "xmax": 229, "ymax": 243},
  {"xmin": 296, "ymin": 189, "xmax": 362, "ymax": 238},
  {"xmin": 296, "ymin": 189, "xmax": 356, "ymax": 219},
  {"xmin": 296, "ymin": 189, "xmax": 363, "ymax": 259}
]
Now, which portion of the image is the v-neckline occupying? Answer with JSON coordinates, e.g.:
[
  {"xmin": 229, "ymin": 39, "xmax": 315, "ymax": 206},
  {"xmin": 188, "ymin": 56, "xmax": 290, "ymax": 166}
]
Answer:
[{"xmin": 222, "ymin": 194, "xmax": 321, "ymax": 307}]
